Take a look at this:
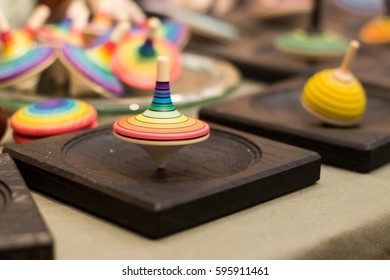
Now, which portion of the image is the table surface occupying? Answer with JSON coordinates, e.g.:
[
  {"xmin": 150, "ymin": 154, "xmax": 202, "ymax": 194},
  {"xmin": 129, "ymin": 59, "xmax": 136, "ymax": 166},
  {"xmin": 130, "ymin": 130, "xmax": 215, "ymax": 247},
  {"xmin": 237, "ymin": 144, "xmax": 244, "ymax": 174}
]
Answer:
[{"xmin": 2, "ymin": 81, "xmax": 390, "ymax": 260}]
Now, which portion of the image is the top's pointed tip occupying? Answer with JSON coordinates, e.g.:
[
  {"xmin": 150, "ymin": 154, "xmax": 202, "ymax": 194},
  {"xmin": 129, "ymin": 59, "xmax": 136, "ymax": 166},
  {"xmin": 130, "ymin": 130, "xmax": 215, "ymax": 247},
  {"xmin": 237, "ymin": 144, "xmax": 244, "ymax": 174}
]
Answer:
[{"xmin": 156, "ymin": 56, "xmax": 170, "ymax": 82}]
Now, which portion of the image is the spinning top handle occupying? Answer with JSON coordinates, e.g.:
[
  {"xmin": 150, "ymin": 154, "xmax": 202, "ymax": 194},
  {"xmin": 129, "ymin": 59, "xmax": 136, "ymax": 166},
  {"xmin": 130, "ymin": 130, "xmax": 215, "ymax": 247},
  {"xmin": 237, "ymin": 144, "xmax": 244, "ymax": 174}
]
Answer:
[
  {"xmin": 0, "ymin": 9, "xmax": 10, "ymax": 33},
  {"xmin": 72, "ymin": 3, "xmax": 90, "ymax": 31},
  {"xmin": 307, "ymin": 0, "xmax": 322, "ymax": 34},
  {"xmin": 147, "ymin": 17, "xmax": 161, "ymax": 39},
  {"xmin": 26, "ymin": 5, "xmax": 51, "ymax": 31},
  {"xmin": 156, "ymin": 56, "xmax": 170, "ymax": 82},
  {"xmin": 339, "ymin": 40, "xmax": 359, "ymax": 74},
  {"xmin": 385, "ymin": 0, "xmax": 390, "ymax": 16},
  {"xmin": 127, "ymin": 0, "xmax": 146, "ymax": 24},
  {"xmin": 67, "ymin": 0, "xmax": 89, "ymax": 18},
  {"xmin": 109, "ymin": 21, "xmax": 131, "ymax": 44}
]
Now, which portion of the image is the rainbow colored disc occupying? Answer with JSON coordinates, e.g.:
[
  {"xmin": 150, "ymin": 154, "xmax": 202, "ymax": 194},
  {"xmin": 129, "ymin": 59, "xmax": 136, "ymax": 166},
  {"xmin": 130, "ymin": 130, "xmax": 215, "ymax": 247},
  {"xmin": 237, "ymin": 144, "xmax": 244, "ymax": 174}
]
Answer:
[
  {"xmin": 275, "ymin": 29, "xmax": 349, "ymax": 58},
  {"xmin": 301, "ymin": 69, "xmax": 366, "ymax": 125},
  {"xmin": 0, "ymin": 30, "xmax": 56, "ymax": 87},
  {"xmin": 360, "ymin": 17, "xmax": 390, "ymax": 44},
  {"xmin": 134, "ymin": 19, "xmax": 189, "ymax": 49},
  {"xmin": 333, "ymin": 0, "xmax": 382, "ymax": 15},
  {"xmin": 112, "ymin": 34, "xmax": 182, "ymax": 90},
  {"xmin": 113, "ymin": 81, "xmax": 209, "ymax": 143},
  {"xmin": 60, "ymin": 41, "xmax": 124, "ymax": 95},
  {"xmin": 11, "ymin": 98, "xmax": 97, "ymax": 139}
]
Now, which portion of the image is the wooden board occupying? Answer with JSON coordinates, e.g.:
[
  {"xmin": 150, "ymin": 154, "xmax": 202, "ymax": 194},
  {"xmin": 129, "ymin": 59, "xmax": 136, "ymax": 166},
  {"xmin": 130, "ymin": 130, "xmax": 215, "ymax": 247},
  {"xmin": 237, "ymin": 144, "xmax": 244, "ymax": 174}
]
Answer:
[
  {"xmin": 0, "ymin": 153, "xmax": 53, "ymax": 260},
  {"xmin": 4, "ymin": 124, "xmax": 320, "ymax": 239},
  {"xmin": 200, "ymin": 78, "xmax": 390, "ymax": 173},
  {"xmin": 187, "ymin": 2, "xmax": 382, "ymax": 82}
]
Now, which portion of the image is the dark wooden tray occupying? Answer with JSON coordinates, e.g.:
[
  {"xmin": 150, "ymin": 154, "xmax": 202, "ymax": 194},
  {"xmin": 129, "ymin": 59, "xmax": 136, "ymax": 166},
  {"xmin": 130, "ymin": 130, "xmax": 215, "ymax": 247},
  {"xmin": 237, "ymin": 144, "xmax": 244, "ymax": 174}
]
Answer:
[
  {"xmin": 187, "ymin": 2, "xmax": 381, "ymax": 82},
  {"xmin": 4, "ymin": 124, "xmax": 320, "ymax": 239},
  {"xmin": 0, "ymin": 153, "xmax": 53, "ymax": 260},
  {"xmin": 200, "ymin": 78, "xmax": 390, "ymax": 173}
]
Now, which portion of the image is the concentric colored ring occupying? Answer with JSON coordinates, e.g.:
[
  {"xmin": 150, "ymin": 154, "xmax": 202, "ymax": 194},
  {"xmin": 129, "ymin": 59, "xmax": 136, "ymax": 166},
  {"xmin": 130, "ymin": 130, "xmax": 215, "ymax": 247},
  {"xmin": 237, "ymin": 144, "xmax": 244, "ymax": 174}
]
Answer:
[
  {"xmin": 276, "ymin": 29, "xmax": 349, "ymax": 58},
  {"xmin": 61, "ymin": 42, "xmax": 124, "ymax": 94},
  {"xmin": 113, "ymin": 81, "xmax": 209, "ymax": 142},
  {"xmin": 112, "ymin": 34, "xmax": 182, "ymax": 90},
  {"xmin": 11, "ymin": 98, "xmax": 98, "ymax": 137},
  {"xmin": 301, "ymin": 69, "xmax": 366, "ymax": 123}
]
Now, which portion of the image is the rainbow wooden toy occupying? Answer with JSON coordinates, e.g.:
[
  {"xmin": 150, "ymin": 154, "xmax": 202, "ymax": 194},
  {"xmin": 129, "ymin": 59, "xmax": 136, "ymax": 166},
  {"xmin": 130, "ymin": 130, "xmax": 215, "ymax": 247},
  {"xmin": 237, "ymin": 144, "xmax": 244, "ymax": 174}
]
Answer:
[
  {"xmin": 112, "ymin": 17, "xmax": 182, "ymax": 90},
  {"xmin": 113, "ymin": 56, "xmax": 210, "ymax": 168},
  {"xmin": 58, "ymin": 22, "xmax": 129, "ymax": 97},
  {"xmin": 10, "ymin": 98, "xmax": 97, "ymax": 143},
  {"xmin": 276, "ymin": 0, "xmax": 348, "ymax": 59},
  {"xmin": 301, "ymin": 40, "xmax": 366, "ymax": 126},
  {"xmin": 38, "ymin": 0, "xmax": 90, "ymax": 47},
  {"xmin": 0, "ymin": 5, "xmax": 56, "ymax": 89}
]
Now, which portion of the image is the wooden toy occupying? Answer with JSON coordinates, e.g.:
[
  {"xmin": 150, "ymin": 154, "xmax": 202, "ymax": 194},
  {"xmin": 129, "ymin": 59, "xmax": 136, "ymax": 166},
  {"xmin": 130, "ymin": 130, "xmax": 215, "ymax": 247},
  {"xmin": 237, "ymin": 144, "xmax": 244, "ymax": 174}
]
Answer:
[
  {"xmin": 113, "ymin": 56, "xmax": 210, "ymax": 168},
  {"xmin": 301, "ymin": 40, "xmax": 366, "ymax": 126},
  {"xmin": 360, "ymin": 0, "xmax": 390, "ymax": 44},
  {"xmin": 10, "ymin": 98, "xmax": 97, "ymax": 143},
  {"xmin": 200, "ymin": 77, "xmax": 390, "ymax": 172},
  {"xmin": 38, "ymin": 0, "xmax": 90, "ymax": 47},
  {"xmin": 333, "ymin": 0, "xmax": 382, "ymax": 15},
  {"xmin": 58, "ymin": 22, "xmax": 129, "ymax": 97},
  {"xmin": 0, "ymin": 106, "xmax": 6, "ymax": 140},
  {"xmin": 0, "ymin": 154, "xmax": 53, "ymax": 260},
  {"xmin": 276, "ymin": 0, "xmax": 349, "ymax": 59},
  {"xmin": 0, "ymin": 5, "xmax": 56, "ymax": 90},
  {"xmin": 112, "ymin": 18, "xmax": 182, "ymax": 90},
  {"xmin": 251, "ymin": 0, "xmax": 311, "ymax": 20},
  {"xmin": 4, "ymin": 123, "xmax": 320, "ymax": 238}
]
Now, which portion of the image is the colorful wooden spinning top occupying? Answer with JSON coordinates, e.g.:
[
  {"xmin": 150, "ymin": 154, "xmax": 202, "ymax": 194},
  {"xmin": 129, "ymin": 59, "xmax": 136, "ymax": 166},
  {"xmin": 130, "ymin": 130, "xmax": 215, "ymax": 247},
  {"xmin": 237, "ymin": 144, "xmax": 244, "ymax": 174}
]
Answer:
[
  {"xmin": 360, "ymin": 0, "xmax": 390, "ymax": 44},
  {"xmin": 0, "ymin": 106, "xmax": 6, "ymax": 141},
  {"xmin": 0, "ymin": 5, "xmax": 56, "ymax": 89},
  {"xmin": 38, "ymin": 0, "xmax": 90, "ymax": 47},
  {"xmin": 276, "ymin": 0, "xmax": 348, "ymax": 59},
  {"xmin": 10, "ymin": 98, "xmax": 97, "ymax": 143},
  {"xmin": 113, "ymin": 56, "xmax": 210, "ymax": 168},
  {"xmin": 112, "ymin": 17, "xmax": 182, "ymax": 90},
  {"xmin": 333, "ymin": 0, "xmax": 382, "ymax": 15},
  {"xmin": 59, "ymin": 22, "xmax": 129, "ymax": 97},
  {"xmin": 301, "ymin": 41, "xmax": 366, "ymax": 126}
]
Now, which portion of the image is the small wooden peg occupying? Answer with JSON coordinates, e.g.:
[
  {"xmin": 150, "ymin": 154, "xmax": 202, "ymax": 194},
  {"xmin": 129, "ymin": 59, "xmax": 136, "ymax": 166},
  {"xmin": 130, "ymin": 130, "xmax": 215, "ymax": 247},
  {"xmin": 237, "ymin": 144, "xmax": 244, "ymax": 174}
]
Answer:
[
  {"xmin": 148, "ymin": 17, "xmax": 161, "ymax": 39},
  {"xmin": 26, "ymin": 5, "xmax": 51, "ymax": 31},
  {"xmin": 0, "ymin": 9, "xmax": 10, "ymax": 33},
  {"xmin": 156, "ymin": 56, "xmax": 170, "ymax": 82},
  {"xmin": 334, "ymin": 40, "xmax": 359, "ymax": 82},
  {"xmin": 109, "ymin": 21, "xmax": 130, "ymax": 44}
]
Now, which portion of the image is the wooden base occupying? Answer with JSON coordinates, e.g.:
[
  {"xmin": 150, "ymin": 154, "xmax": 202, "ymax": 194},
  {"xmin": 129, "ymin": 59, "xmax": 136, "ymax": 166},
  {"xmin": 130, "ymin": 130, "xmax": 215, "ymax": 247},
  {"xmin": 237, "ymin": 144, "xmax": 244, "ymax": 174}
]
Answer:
[
  {"xmin": 187, "ymin": 2, "xmax": 379, "ymax": 82},
  {"xmin": 200, "ymin": 78, "xmax": 390, "ymax": 173},
  {"xmin": 4, "ymin": 124, "xmax": 320, "ymax": 239},
  {"xmin": 0, "ymin": 154, "xmax": 53, "ymax": 260}
]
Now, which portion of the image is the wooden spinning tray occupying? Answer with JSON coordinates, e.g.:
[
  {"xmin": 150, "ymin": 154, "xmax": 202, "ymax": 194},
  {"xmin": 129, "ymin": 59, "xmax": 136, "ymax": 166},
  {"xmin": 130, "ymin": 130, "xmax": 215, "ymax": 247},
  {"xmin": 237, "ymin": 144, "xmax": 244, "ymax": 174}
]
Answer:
[
  {"xmin": 200, "ymin": 78, "xmax": 390, "ymax": 173},
  {"xmin": 0, "ymin": 154, "xmax": 53, "ymax": 259},
  {"xmin": 187, "ymin": 2, "xmax": 379, "ymax": 82},
  {"xmin": 4, "ymin": 124, "xmax": 320, "ymax": 239}
]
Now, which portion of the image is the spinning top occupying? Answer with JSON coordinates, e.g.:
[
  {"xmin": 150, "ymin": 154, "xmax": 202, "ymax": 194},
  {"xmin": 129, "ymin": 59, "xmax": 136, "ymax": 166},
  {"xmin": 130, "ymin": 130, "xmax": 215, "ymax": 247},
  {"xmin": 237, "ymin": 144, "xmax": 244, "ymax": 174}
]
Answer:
[
  {"xmin": 333, "ymin": 0, "xmax": 382, "ymax": 15},
  {"xmin": 38, "ymin": 0, "xmax": 90, "ymax": 47},
  {"xmin": 252, "ymin": 0, "xmax": 311, "ymax": 20},
  {"xmin": 301, "ymin": 41, "xmax": 366, "ymax": 126},
  {"xmin": 112, "ymin": 17, "xmax": 182, "ymax": 90},
  {"xmin": 59, "ymin": 22, "xmax": 129, "ymax": 97},
  {"xmin": 115, "ymin": 0, "xmax": 189, "ymax": 49},
  {"xmin": 10, "ymin": 98, "xmax": 97, "ymax": 143},
  {"xmin": 0, "ymin": 5, "xmax": 56, "ymax": 89},
  {"xmin": 276, "ymin": 0, "xmax": 348, "ymax": 59},
  {"xmin": 113, "ymin": 56, "xmax": 210, "ymax": 168},
  {"xmin": 360, "ymin": 0, "xmax": 390, "ymax": 44},
  {"xmin": 0, "ymin": 106, "xmax": 6, "ymax": 141}
]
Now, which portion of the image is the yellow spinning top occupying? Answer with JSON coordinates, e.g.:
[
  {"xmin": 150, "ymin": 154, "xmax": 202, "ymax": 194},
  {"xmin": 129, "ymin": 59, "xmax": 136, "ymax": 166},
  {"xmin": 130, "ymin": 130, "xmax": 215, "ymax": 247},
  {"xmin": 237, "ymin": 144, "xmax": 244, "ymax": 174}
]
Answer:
[{"xmin": 301, "ymin": 40, "xmax": 366, "ymax": 126}]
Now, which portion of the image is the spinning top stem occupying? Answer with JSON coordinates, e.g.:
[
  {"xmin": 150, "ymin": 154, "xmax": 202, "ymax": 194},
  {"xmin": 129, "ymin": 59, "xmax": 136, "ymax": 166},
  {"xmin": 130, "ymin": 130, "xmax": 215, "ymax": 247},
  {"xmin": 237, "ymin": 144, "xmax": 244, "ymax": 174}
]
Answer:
[
  {"xmin": 139, "ymin": 17, "xmax": 160, "ymax": 57},
  {"xmin": 25, "ymin": 5, "xmax": 50, "ymax": 32},
  {"xmin": 308, "ymin": 0, "xmax": 322, "ymax": 34},
  {"xmin": 385, "ymin": 0, "xmax": 390, "ymax": 15},
  {"xmin": 0, "ymin": 9, "xmax": 10, "ymax": 32},
  {"xmin": 334, "ymin": 40, "xmax": 359, "ymax": 81}
]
